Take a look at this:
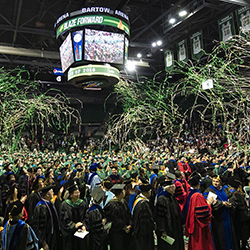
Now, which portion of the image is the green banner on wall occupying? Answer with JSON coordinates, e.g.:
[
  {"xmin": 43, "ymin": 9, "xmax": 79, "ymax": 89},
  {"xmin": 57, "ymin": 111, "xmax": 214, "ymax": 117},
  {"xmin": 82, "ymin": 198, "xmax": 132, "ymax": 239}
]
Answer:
[
  {"xmin": 218, "ymin": 13, "xmax": 235, "ymax": 42},
  {"xmin": 237, "ymin": 6, "xmax": 250, "ymax": 38},
  {"xmin": 190, "ymin": 30, "xmax": 203, "ymax": 60},
  {"xmin": 164, "ymin": 50, "xmax": 174, "ymax": 72},
  {"xmin": 177, "ymin": 39, "xmax": 188, "ymax": 66}
]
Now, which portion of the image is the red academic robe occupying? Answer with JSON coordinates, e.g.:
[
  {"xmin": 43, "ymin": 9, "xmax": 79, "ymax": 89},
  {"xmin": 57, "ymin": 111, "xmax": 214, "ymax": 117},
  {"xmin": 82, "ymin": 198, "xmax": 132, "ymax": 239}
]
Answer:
[
  {"xmin": 174, "ymin": 180, "xmax": 188, "ymax": 213},
  {"xmin": 185, "ymin": 192, "xmax": 214, "ymax": 250},
  {"xmin": 178, "ymin": 161, "xmax": 191, "ymax": 180}
]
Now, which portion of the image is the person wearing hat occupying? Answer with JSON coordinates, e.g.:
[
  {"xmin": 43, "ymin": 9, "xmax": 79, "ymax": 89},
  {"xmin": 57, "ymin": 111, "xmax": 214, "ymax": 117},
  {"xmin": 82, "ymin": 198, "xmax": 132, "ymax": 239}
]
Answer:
[
  {"xmin": 25, "ymin": 176, "xmax": 44, "ymax": 226},
  {"xmin": 203, "ymin": 175, "xmax": 235, "ymax": 250},
  {"xmin": 165, "ymin": 155, "xmax": 177, "ymax": 174},
  {"xmin": 108, "ymin": 165, "xmax": 123, "ymax": 184},
  {"xmin": 184, "ymin": 175, "xmax": 214, "ymax": 250},
  {"xmin": 3, "ymin": 185, "xmax": 28, "ymax": 226},
  {"xmin": 227, "ymin": 176, "xmax": 250, "ymax": 250},
  {"xmin": 17, "ymin": 167, "xmax": 30, "ymax": 198},
  {"xmin": 96, "ymin": 161, "xmax": 107, "ymax": 180},
  {"xmin": 44, "ymin": 167, "xmax": 55, "ymax": 187},
  {"xmin": 154, "ymin": 172, "xmax": 175, "ymax": 205},
  {"xmin": 149, "ymin": 163, "xmax": 159, "ymax": 187},
  {"xmin": 73, "ymin": 164, "xmax": 88, "ymax": 201},
  {"xmin": 155, "ymin": 179, "xmax": 184, "ymax": 250},
  {"xmin": 174, "ymin": 170, "xmax": 189, "ymax": 213},
  {"xmin": 84, "ymin": 187, "xmax": 107, "ymax": 250},
  {"xmin": 2, "ymin": 200, "xmax": 39, "ymax": 250},
  {"xmin": 100, "ymin": 179, "xmax": 114, "ymax": 208},
  {"xmin": 60, "ymin": 182, "xmax": 88, "ymax": 250},
  {"xmin": 104, "ymin": 184, "xmax": 132, "ymax": 250},
  {"xmin": 178, "ymin": 157, "xmax": 192, "ymax": 181},
  {"xmin": 132, "ymin": 184, "xmax": 155, "ymax": 250},
  {"xmin": 33, "ymin": 185, "xmax": 61, "ymax": 250},
  {"xmin": 200, "ymin": 167, "xmax": 216, "ymax": 193},
  {"xmin": 87, "ymin": 163, "xmax": 102, "ymax": 193},
  {"xmin": 35, "ymin": 166, "xmax": 44, "ymax": 179},
  {"xmin": 1, "ymin": 172, "xmax": 17, "ymax": 215}
]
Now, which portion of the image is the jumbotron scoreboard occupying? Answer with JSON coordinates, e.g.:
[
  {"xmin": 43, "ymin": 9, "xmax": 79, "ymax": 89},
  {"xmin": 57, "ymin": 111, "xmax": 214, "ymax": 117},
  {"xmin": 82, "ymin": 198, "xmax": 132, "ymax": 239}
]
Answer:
[{"xmin": 55, "ymin": 6, "xmax": 130, "ymax": 88}]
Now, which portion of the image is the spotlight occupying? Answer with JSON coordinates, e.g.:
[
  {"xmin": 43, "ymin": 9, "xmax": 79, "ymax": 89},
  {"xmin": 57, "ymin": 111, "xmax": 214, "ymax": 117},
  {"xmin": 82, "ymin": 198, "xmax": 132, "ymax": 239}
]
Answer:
[
  {"xmin": 179, "ymin": 10, "xmax": 187, "ymax": 17},
  {"xmin": 152, "ymin": 42, "xmax": 157, "ymax": 47},
  {"xmin": 169, "ymin": 18, "xmax": 176, "ymax": 24},
  {"xmin": 137, "ymin": 53, "xmax": 142, "ymax": 58},
  {"xmin": 157, "ymin": 40, "xmax": 162, "ymax": 46},
  {"xmin": 126, "ymin": 60, "xmax": 136, "ymax": 72}
]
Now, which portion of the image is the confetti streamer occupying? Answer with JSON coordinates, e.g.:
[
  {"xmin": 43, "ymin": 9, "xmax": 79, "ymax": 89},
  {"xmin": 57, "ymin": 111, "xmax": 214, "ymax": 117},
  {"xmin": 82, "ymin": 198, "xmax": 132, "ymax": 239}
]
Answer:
[
  {"xmin": 0, "ymin": 67, "xmax": 81, "ymax": 152},
  {"xmin": 104, "ymin": 35, "xmax": 250, "ymax": 154}
]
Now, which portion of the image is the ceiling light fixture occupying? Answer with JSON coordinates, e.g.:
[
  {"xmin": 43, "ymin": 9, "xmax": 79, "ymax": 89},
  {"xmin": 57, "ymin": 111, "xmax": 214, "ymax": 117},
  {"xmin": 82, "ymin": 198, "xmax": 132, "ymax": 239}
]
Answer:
[
  {"xmin": 169, "ymin": 18, "xmax": 176, "ymax": 24},
  {"xmin": 179, "ymin": 10, "xmax": 187, "ymax": 17},
  {"xmin": 126, "ymin": 60, "xmax": 136, "ymax": 72},
  {"xmin": 157, "ymin": 40, "xmax": 162, "ymax": 46},
  {"xmin": 137, "ymin": 53, "xmax": 142, "ymax": 58}
]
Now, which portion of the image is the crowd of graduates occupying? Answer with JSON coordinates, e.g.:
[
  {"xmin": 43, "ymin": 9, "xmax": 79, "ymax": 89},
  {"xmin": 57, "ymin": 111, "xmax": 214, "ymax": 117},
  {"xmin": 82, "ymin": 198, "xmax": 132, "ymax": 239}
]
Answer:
[{"xmin": 1, "ymin": 122, "xmax": 250, "ymax": 250}]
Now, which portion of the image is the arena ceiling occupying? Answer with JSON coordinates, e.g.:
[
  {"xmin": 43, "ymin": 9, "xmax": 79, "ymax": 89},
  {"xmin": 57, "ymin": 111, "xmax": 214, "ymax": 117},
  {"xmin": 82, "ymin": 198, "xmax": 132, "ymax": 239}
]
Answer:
[{"xmin": 0, "ymin": 0, "xmax": 248, "ymax": 101}]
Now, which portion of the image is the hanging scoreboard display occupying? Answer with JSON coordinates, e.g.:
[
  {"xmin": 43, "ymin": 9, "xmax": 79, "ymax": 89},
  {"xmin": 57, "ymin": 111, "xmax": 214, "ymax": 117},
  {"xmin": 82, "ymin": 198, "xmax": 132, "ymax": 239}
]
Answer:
[{"xmin": 55, "ymin": 7, "xmax": 130, "ymax": 88}]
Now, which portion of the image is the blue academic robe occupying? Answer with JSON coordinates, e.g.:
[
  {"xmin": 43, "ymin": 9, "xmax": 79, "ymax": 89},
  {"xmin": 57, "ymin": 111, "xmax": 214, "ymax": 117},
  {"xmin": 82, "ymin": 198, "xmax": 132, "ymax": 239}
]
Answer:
[
  {"xmin": 203, "ymin": 185, "xmax": 234, "ymax": 250},
  {"xmin": 3, "ymin": 219, "xmax": 39, "ymax": 250}
]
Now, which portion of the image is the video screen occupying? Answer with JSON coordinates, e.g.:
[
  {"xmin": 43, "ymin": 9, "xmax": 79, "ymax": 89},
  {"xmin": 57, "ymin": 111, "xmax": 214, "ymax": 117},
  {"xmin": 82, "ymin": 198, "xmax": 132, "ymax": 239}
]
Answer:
[
  {"xmin": 59, "ymin": 33, "xmax": 74, "ymax": 73},
  {"xmin": 84, "ymin": 29, "xmax": 124, "ymax": 64}
]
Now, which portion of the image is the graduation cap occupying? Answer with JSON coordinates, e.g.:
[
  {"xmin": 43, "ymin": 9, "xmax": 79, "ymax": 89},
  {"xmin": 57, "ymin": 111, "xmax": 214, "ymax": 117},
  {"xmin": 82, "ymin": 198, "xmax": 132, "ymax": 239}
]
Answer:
[
  {"xmin": 6, "ymin": 172, "xmax": 15, "ymax": 181},
  {"xmin": 161, "ymin": 180, "xmax": 173, "ymax": 187},
  {"xmin": 89, "ymin": 163, "xmax": 98, "ymax": 171},
  {"xmin": 53, "ymin": 182, "xmax": 63, "ymax": 195},
  {"xmin": 123, "ymin": 178, "xmax": 132, "ymax": 185},
  {"xmin": 111, "ymin": 184, "xmax": 125, "ymax": 190},
  {"xmin": 139, "ymin": 176, "xmax": 149, "ymax": 184},
  {"xmin": 130, "ymin": 172, "xmax": 138, "ymax": 179},
  {"xmin": 67, "ymin": 182, "xmax": 79, "ymax": 194},
  {"xmin": 157, "ymin": 175, "xmax": 167, "ymax": 186},
  {"xmin": 110, "ymin": 165, "xmax": 118, "ymax": 170},
  {"xmin": 40, "ymin": 185, "xmax": 54, "ymax": 196},
  {"xmin": 103, "ymin": 179, "xmax": 114, "ymax": 190},
  {"xmin": 139, "ymin": 184, "xmax": 152, "ymax": 192},
  {"xmin": 33, "ymin": 176, "xmax": 44, "ymax": 190},
  {"xmin": 167, "ymin": 172, "xmax": 176, "ymax": 180},
  {"xmin": 7, "ymin": 200, "xmax": 23, "ymax": 217},
  {"xmin": 189, "ymin": 175, "xmax": 200, "ymax": 187},
  {"xmin": 90, "ymin": 187, "xmax": 105, "ymax": 203}
]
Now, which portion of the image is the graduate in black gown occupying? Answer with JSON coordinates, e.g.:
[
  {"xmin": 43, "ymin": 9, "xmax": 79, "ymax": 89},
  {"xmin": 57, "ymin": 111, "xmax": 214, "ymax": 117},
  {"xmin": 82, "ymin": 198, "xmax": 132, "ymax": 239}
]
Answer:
[
  {"xmin": 84, "ymin": 187, "xmax": 107, "ymax": 250},
  {"xmin": 104, "ymin": 184, "xmax": 132, "ymax": 250},
  {"xmin": 228, "ymin": 176, "xmax": 250, "ymax": 250},
  {"xmin": 132, "ymin": 184, "xmax": 155, "ymax": 250},
  {"xmin": 60, "ymin": 182, "xmax": 88, "ymax": 250},
  {"xmin": 33, "ymin": 185, "xmax": 61, "ymax": 250},
  {"xmin": 155, "ymin": 180, "xmax": 184, "ymax": 250},
  {"xmin": 25, "ymin": 176, "xmax": 44, "ymax": 226},
  {"xmin": 3, "ymin": 200, "xmax": 39, "ymax": 250}
]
